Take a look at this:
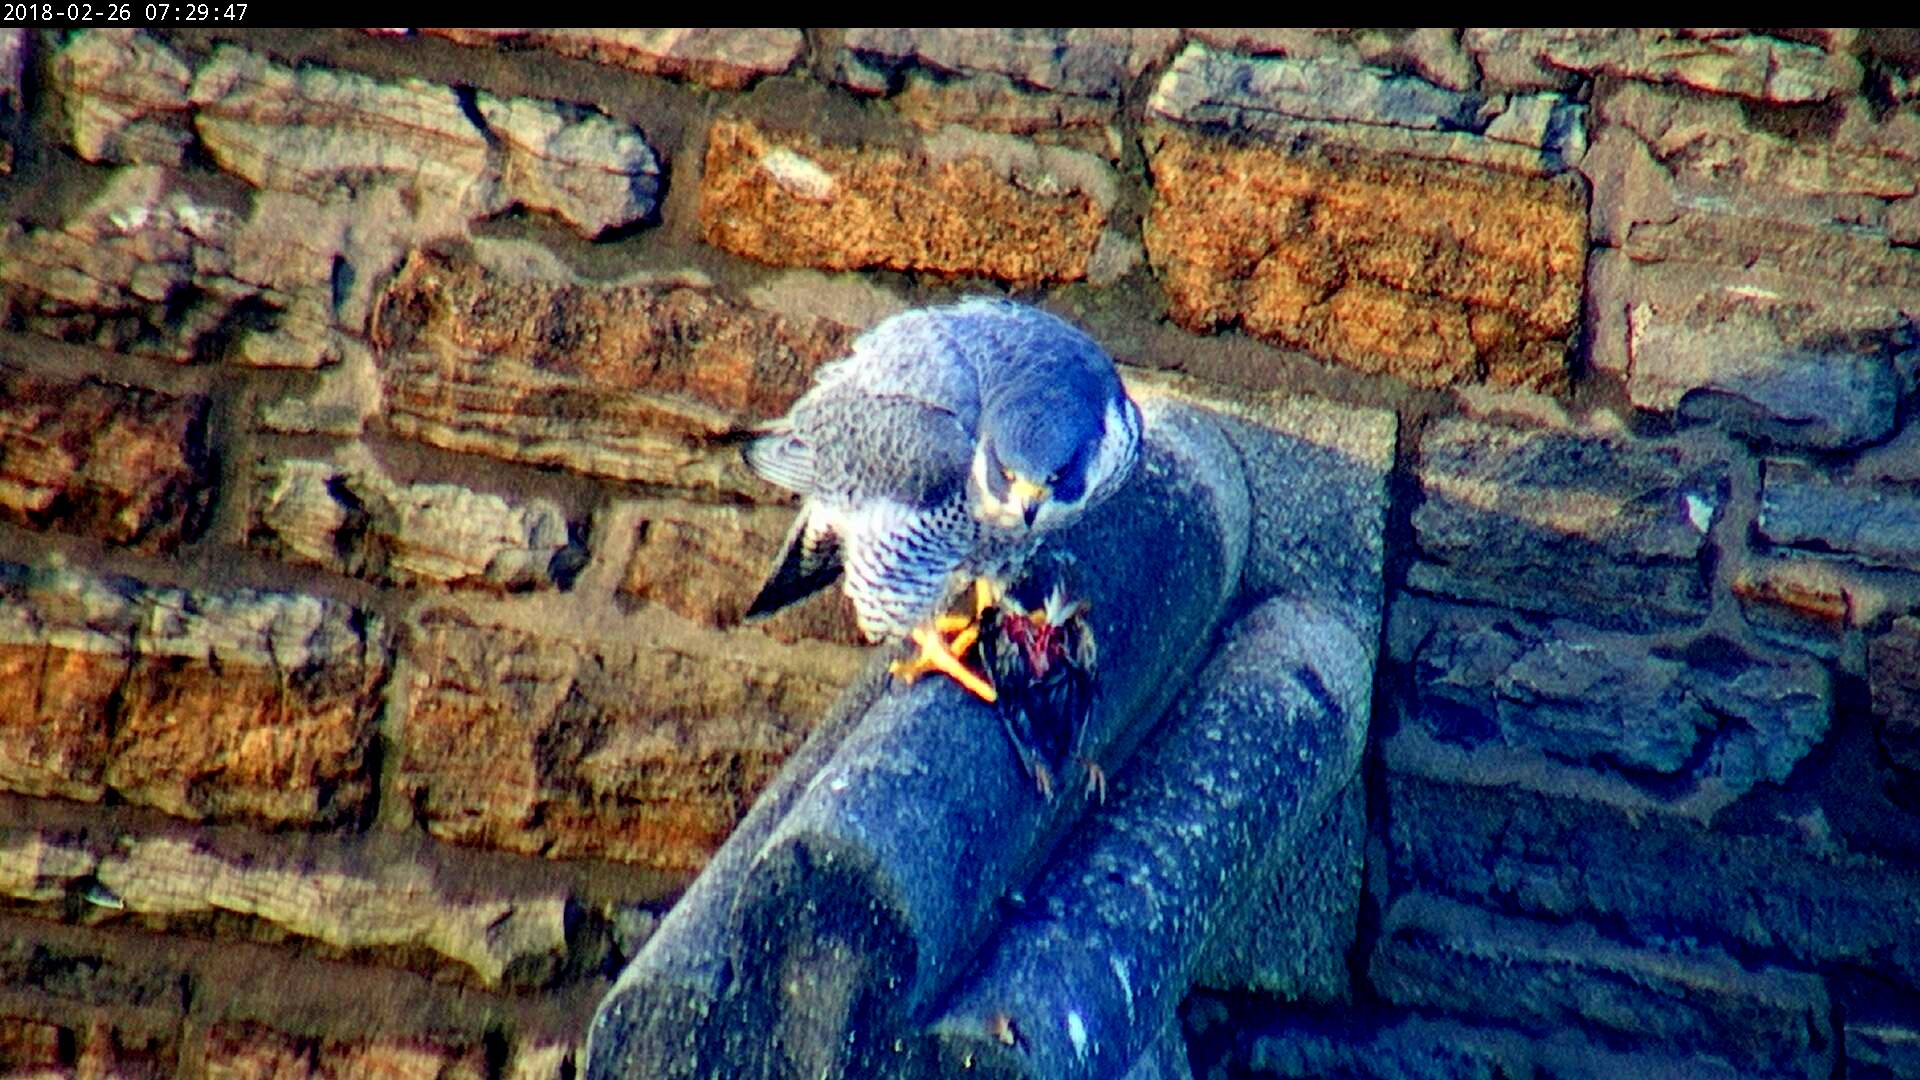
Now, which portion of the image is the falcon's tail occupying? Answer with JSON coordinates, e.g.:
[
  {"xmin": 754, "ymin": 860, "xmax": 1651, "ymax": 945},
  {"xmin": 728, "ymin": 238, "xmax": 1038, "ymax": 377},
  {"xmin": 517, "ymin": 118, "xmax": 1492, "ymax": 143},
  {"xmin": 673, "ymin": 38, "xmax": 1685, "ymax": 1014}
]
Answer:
[
  {"xmin": 740, "ymin": 424, "xmax": 813, "ymax": 493},
  {"xmin": 744, "ymin": 508, "xmax": 842, "ymax": 621}
]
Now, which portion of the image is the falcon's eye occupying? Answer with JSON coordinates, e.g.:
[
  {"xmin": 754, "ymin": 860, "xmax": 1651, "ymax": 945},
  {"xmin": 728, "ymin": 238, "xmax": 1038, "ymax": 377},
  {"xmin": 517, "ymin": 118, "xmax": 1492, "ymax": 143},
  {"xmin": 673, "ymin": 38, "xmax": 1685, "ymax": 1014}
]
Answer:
[{"xmin": 1002, "ymin": 466, "xmax": 1017, "ymax": 483}]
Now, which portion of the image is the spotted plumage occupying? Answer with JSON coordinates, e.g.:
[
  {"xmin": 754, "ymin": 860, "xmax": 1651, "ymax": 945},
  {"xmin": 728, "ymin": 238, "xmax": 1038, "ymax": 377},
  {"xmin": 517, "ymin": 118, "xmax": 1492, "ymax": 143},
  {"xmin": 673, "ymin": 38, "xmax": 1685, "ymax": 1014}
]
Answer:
[{"xmin": 741, "ymin": 299, "xmax": 1141, "ymax": 676}]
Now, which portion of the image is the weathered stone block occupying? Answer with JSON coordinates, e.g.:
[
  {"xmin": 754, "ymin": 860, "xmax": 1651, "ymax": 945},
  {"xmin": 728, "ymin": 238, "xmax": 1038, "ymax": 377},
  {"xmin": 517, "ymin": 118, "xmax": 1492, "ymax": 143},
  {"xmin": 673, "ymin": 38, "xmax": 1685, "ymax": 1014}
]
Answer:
[
  {"xmin": 1848, "ymin": 1016, "xmax": 1920, "ymax": 1080},
  {"xmin": 699, "ymin": 116, "xmax": 1117, "ymax": 285},
  {"xmin": 0, "ymin": 1010, "xmax": 177, "ymax": 1079},
  {"xmin": 1151, "ymin": 43, "xmax": 1588, "ymax": 172},
  {"xmin": 1463, "ymin": 29, "xmax": 1860, "ymax": 103},
  {"xmin": 1371, "ymin": 893, "xmax": 1832, "ymax": 1076},
  {"xmin": 1185, "ymin": 29, "xmax": 1477, "ymax": 92},
  {"xmin": 1233, "ymin": 1009, "xmax": 1757, "ymax": 1080},
  {"xmin": 0, "ymin": 828, "xmax": 96, "ymax": 904},
  {"xmin": 619, "ymin": 499, "xmax": 862, "ymax": 645},
  {"xmin": 1587, "ymin": 236, "xmax": 1914, "ymax": 450},
  {"xmin": 94, "ymin": 835, "xmax": 569, "ymax": 987},
  {"xmin": 875, "ymin": 70, "xmax": 1120, "ymax": 158},
  {"xmin": 1870, "ymin": 616, "xmax": 1920, "ymax": 788},
  {"xmin": 1594, "ymin": 81, "xmax": 1918, "ymax": 209},
  {"xmin": 425, "ymin": 28, "xmax": 803, "ymax": 90},
  {"xmin": 1622, "ymin": 286, "xmax": 1905, "ymax": 450},
  {"xmin": 48, "ymin": 30, "xmax": 193, "ymax": 165},
  {"xmin": 0, "ymin": 366, "xmax": 210, "ymax": 551},
  {"xmin": 0, "ymin": 164, "xmax": 348, "ymax": 366},
  {"xmin": 396, "ymin": 609, "xmax": 858, "ymax": 873},
  {"xmin": 1731, "ymin": 556, "xmax": 1883, "ymax": 654},
  {"xmin": 250, "ymin": 454, "xmax": 584, "ymax": 592},
  {"xmin": 201, "ymin": 1021, "xmax": 488, "ymax": 1080},
  {"xmin": 371, "ymin": 244, "xmax": 856, "ymax": 490},
  {"xmin": 1387, "ymin": 774, "xmax": 1920, "ymax": 992},
  {"xmin": 0, "ymin": 916, "xmax": 190, "ymax": 1012},
  {"xmin": 0, "ymin": 29, "xmax": 22, "ymax": 174},
  {"xmin": 1409, "ymin": 417, "xmax": 1725, "ymax": 628},
  {"xmin": 831, "ymin": 28, "xmax": 1175, "ymax": 157},
  {"xmin": 1389, "ymin": 596, "xmax": 1830, "ymax": 804},
  {"xmin": 1143, "ymin": 123, "xmax": 1586, "ymax": 390},
  {"xmin": 0, "ymin": 563, "xmax": 385, "ymax": 824},
  {"xmin": 190, "ymin": 44, "xmax": 657, "ymax": 238},
  {"xmin": 1760, "ymin": 460, "xmax": 1920, "ymax": 573},
  {"xmin": 834, "ymin": 27, "xmax": 1174, "ymax": 98}
]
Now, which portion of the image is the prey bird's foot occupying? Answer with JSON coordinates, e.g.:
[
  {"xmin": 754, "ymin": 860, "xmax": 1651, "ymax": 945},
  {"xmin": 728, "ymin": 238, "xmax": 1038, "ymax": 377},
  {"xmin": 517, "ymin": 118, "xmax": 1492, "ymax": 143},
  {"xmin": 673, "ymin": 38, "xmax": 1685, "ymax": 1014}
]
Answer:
[
  {"xmin": 890, "ymin": 624, "xmax": 999, "ymax": 703},
  {"xmin": 1033, "ymin": 762, "xmax": 1055, "ymax": 802},
  {"xmin": 1081, "ymin": 759, "xmax": 1107, "ymax": 805}
]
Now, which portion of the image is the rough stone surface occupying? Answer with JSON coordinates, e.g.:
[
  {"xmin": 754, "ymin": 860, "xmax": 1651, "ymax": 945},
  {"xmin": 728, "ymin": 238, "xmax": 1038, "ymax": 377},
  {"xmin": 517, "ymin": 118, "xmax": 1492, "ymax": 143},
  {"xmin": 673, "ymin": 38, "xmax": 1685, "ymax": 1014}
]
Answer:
[
  {"xmin": 0, "ymin": 827, "xmax": 570, "ymax": 988},
  {"xmin": 0, "ymin": 162, "xmax": 356, "ymax": 368},
  {"xmin": 700, "ymin": 116, "xmax": 1116, "ymax": 285},
  {"xmin": 1870, "ymin": 617, "xmax": 1920, "ymax": 783},
  {"xmin": 1848, "ymin": 1018, "xmax": 1920, "ymax": 1080},
  {"xmin": 106, "ymin": 837, "xmax": 569, "ymax": 987},
  {"xmin": 0, "ymin": 166, "xmax": 259, "ymax": 364},
  {"xmin": 477, "ymin": 92, "xmax": 663, "ymax": 237},
  {"xmin": 396, "ymin": 608, "xmax": 857, "ymax": 873},
  {"xmin": 49, "ymin": 30, "xmax": 194, "ymax": 165},
  {"xmin": 619, "ymin": 499, "xmax": 862, "ymax": 645},
  {"xmin": 1232, "ymin": 1009, "xmax": 1760, "ymax": 1080},
  {"xmin": 1156, "ymin": 384, "xmax": 1396, "ymax": 611},
  {"xmin": 1196, "ymin": 777, "xmax": 1364, "ymax": 1002},
  {"xmin": 190, "ymin": 44, "xmax": 657, "ymax": 237},
  {"xmin": 1594, "ymin": 81, "xmax": 1919, "ymax": 209},
  {"xmin": 1153, "ymin": 44, "xmax": 1565, "ymax": 151},
  {"xmin": 1371, "ymin": 893, "xmax": 1832, "ymax": 1076},
  {"xmin": 1388, "ymin": 774, "xmax": 1920, "ymax": 991},
  {"xmin": 0, "ymin": 365, "xmax": 212, "ymax": 552},
  {"xmin": 831, "ymin": 28, "xmax": 1176, "ymax": 157},
  {"xmin": 1614, "ymin": 211, "xmax": 1920, "ymax": 302},
  {"xmin": 0, "ymin": 828, "xmax": 98, "ymax": 904},
  {"xmin": 1410, "ymin": 417, "xmax": 1726, "ymax": 629},
  {"xmin": 1759, "ymin": 459, "xmax": 1920, "ymax": 573},
  {"xmin": 1587, "ymin": 226, "xmax": 1916, "ymax": 449},
  {"xmin": 371, "ymin": 244, "xmax": 856, "ymax": 490},
  {"xmin": 0, "ymin": 563, "xmax": 386, "ymax": 824},
  {"xmin": 425, "ymin": 28, "xmax": 803, "ymax": 90},
  {"xmin": 1185, "ymin": 29, "xmax": 1478, "ymax": 92},
  {"xmin": 876, "ymin": 70, "xmax": 1121, "ymax": 158},
  {"xmin": 834, "ymin": 28, "xmax": 1175, "ymax": 98},
  {"xmin": 1463, "ymin": 29, "xmax": 1860, "ymax": 103},
  {"xmin": 1144, "ymin": 124, "xmax": 1586, "ymax": 390},
  {"xmin": 1390, "ymin": 596, "xmax": 1831, "ymax": 803},
  {"xmin": 1730, "ymin": 557, "xmax": 1864, "ymax": 646},
  {"xmin": 0, "ymin": 29, "xmax": 22, "ymax": 173},
  {"xmin": 1620, "ymin": 284, "xmax": 1906, "ymax": 449},
  {"xmin": 925, "ymin": 598, "xmax": 1373, "ymax": 1078},
  {"xmin": 0, "ymin": 918, "xmax": 192, "ymax": 1016},
  {"xmin": 201, "ymin": 1022, "xmax": 489, "ymax": 1080},
  {"xmin": 249, "ymin": 454, "xmax": 584, "ymax": 592},
  {"xmin": 1151, "ymin": 44, "xmax": 1588, "ymax": 175}
]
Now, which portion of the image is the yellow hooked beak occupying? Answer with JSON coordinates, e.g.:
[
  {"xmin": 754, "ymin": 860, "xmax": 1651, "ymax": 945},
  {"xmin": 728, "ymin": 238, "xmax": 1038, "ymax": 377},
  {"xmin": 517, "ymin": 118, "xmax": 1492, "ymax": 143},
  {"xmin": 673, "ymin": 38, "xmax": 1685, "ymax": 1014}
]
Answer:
[{"xmin": 1008, "ymin": 476, "xmax": 1050, "ymax": 526}]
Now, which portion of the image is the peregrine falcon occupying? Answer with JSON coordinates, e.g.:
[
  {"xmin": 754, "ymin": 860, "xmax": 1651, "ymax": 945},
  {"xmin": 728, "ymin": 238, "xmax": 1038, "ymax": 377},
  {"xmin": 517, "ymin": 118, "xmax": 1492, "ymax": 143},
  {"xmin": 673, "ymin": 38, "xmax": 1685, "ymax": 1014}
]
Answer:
[{"xmin": 741, "ymin": 298, "xmax": 1141, "ymax": 701}]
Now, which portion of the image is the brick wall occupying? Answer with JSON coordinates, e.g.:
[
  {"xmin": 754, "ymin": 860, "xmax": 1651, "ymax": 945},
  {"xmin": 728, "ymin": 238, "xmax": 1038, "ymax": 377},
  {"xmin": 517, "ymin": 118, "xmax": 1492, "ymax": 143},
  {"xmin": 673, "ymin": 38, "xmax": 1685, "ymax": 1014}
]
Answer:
[{"xmin": 0, "ymin": 28, "xmax": 1915, "ymax": 1079}]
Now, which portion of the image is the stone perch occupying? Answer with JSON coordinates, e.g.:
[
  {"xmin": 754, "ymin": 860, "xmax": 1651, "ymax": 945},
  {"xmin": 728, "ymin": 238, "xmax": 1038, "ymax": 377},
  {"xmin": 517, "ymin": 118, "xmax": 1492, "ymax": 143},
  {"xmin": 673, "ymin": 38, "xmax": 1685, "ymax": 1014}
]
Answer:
[
  {"xmin": 586, "ymin": 390, "xmax": 1391, "ymax": 1079},
  {"xmin": 918, "ymin": 597, "xmax": 1372, "ymax": 1078}
]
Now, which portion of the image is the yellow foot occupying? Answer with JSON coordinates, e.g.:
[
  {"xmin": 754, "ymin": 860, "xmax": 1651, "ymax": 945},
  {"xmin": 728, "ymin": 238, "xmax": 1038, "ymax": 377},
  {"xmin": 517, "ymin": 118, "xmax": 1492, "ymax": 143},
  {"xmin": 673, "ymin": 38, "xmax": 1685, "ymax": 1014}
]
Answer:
[{"xmin": 890, "ymin": 624, "xmax": 998, "ymax": 703}]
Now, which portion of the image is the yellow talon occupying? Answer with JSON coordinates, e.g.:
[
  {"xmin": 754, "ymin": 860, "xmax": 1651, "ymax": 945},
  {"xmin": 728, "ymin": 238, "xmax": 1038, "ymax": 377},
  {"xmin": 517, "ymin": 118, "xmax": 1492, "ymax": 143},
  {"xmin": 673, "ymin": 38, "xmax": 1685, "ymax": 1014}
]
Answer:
[{"xmin": 890, "ymin": 624, "xmax": 998, "ymax": 703}]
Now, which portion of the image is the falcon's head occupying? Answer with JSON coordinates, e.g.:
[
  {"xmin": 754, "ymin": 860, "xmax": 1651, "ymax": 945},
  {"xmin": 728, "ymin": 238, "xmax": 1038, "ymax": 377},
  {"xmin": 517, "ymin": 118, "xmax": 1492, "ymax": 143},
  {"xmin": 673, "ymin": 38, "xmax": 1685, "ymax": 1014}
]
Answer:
[{"xmin": 971, "ymin": 373, "xmax": 1141, "ymax": 533}]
